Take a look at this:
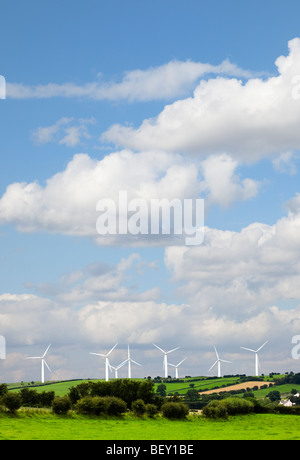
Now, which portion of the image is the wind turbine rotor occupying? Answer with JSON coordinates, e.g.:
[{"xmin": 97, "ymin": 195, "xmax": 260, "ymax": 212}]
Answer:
[{"xmin": 208, "ymin": 360, "xmax": 218, "ymax": 372}]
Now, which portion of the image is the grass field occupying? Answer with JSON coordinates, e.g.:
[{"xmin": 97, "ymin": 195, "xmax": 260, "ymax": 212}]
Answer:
[
  {"xmin": 6, "ymin": 376, "xmax": 273, "ymax": 397},
  {"xmin": 3, "ymin": 376, "xmax": 300, "ymax": 440},
  {"xmin": 1, "ymin": 411, "xmax": 300, "ymax": 440}
]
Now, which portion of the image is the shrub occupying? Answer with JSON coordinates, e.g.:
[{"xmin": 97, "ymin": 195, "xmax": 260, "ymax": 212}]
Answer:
[
  {"xmin": 75, "ymin": 396, "xmax": 96, "ymax": 415},
  {"xmin": 68, "ymin": 386, "xmax": 81, "ymax": 406},
  {"xmin": 93, "ymin": 396, "xmax": 108, "ymax": 416},
  {"xmin": 276, "ymin": 405, "xmax": 300, "ymax": 415},
  {"xmin": 104, "ymin": 396, "xmax": 127, "ymax": 416},
  {"xmin": 0, "ymin": 384, "xmax": 8, "ymax": 397},
  {"xmin": 145, "ymin": 403, "xmax": 158, "ymax": 418},
  {"xmin": 2, "ymin": 392, "xmax": 22, "ymax": 414},
  {"xmin": 38, "ymin": 391, "xmax": 55, "ymax": 408},
  {"xmin": 75, "ymin": 395, "xmax": 127, "ymax": 417},
  {"xmin": 223, "ymin": 397, "xmax": 254, "ymax": 415},
  {"xmin": 202, "ymin": 400, "xmax": 228, "ymax": 419},
  {"xmin": 52, "ymin": 396, "xmax": 71, "ymax": 415},
  {"xmin": 20, "ymin": 388, "xmax": 40, "ymax": 407},
  {"xmin": 132, "ymin": 399, "xmax": 146, "ymax": 417},
  {"xmin": 161, "ymin": 402, "xmax": 189, "ymax": 420}
]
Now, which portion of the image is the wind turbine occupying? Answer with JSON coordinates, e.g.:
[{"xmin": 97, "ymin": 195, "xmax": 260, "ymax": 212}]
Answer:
[
  {"xmin": 169, "ymin": 358, "xmax": 187, "ymax": 379},
  {"xmin": 27, "ymin": 344, "xmax": 51, "ymax": 384},
  {"xmin": 208, "ymin": 346, "xmax": 232, "ymax": 378},
  {"xmin": 122, "ymin": 345, "xmax": 141, "ymax": 378},
  {"xmin": 153, "ymin": 344, "xmax": 180, "ymax": 379},
  {"xmin": 110, "ymin": 361, "xmax": 127, "ymax": 379},
  {"xmin": 90, "ymin": 343, "xmax": 118, "ymax": 382},
  {"xmin": 240, "ymin": 341, "xmax": 268, "ymax": 376}
]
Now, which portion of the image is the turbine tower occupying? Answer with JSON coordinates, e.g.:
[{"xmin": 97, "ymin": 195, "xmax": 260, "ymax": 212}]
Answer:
[
  {"xmin": 208, "ymin": 346, "xmax": 232, "ymax": 378},
  {"xmin": 27, "ymin": 344, "xmax": 51, "ymax": 384},
  {"xmin": 90, "ymin": 343, "xmax": 118, "ymax": 381},
  {"xmin": 153, "ymin": 344, "xmax": 180, "ymax": 379},
  {"xmin": 110, "ymin": 361, "xmax": 126, "ymax": 379},
  {"xmin": 123, "ymin": 345, "xmax": 141, "ymax": 378},
  {"xmin": 240, "ymin": 341, "xmax": 268, "ymax": 376},
  {"xmin": 169, "ymin": 358, "xmax": 186, "ymax": 379}
]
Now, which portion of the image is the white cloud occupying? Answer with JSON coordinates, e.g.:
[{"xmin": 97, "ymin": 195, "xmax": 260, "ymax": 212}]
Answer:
[
  {"xmin": 101, "ymin": 38, "xmax": 300, "ymax": 163},
  {"xmin": 165, "ymin": 202, "xmax": 300, "ymax": 320},
  {"xmin": 272, "ymin": 151, "xmax": 298, "ymax": 175},
  {"xmin": 0, "ymin": 151, "xmax": 259, "ymax": 243},
  {"xmin": 200, "ymin": 154, "xmax": 260, "ymax": 207},
  {"xmin": 31, "ymin": 117, "xmax": 95, "ymax": 147},
  {"xmin": 6, "ymin": 59, "xmax": 262, "ymax": 102}
]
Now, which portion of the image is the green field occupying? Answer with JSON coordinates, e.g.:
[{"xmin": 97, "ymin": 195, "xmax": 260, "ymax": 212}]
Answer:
[
  {"xmin": 1, "ymin": 411, "xmax": 300, "ymax": 440},
  {"xmin": 3, "ymin": 376, "xmax": 300, "ymax": 440},
  {"xmin": 6, "ymin": 376, "xmax": 269, "ymax": 397}
]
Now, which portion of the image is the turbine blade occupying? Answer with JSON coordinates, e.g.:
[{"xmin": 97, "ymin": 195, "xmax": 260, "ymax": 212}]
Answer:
[
  {"xmin": 27, "ymin": 356, "xmax": 42, "ymax": 359},
  {"xmin": 214, "ymin": 346, "xmax": 219, "ymax": 359},
  {"xmin": 241, "ymin": 347, "xmax": 255, "ymax": 353},
  {"xmin": 176, "ymin": 358, "xmax": 187, "ymax": 366},
  {"xmin": 168, "ymin": 363, "xmax": 176, "ymax": 367},
  {"xmin": 90, "ymin": 352, "xmax": 105, "ymax": 357},
  {"xmin": 131, "ymin": 359, "xmax": 141, "ymax": 366},
  {"xmin": 256, "ymin": 341, "xmax": 268, "ymax": 352},
  {"xmin": 107, "ymin": 359, "xmax": 113, "ymax": 372},
  {"xmin": 220, "ymin": 359, "xmax": 232, "ymax": 364},
  {"xmin": 44, "ymin": 360, "xmax": 51, "ymax": 373},
  {"xmin": 43, "ymin": 344, "xmax": 51, "ymax": 358},
  {"xmin": 107, "ymin": 343, "xmax": 118, "ymax": 356},
  {"xmin": 166, "ymin": 347, "xmax": 180, "ymax": 354},
  {"xmin": 208, "ymin": 360, "xmax": 218, "ymax": 372},
  {"xmin": 153, "ymin": 344, "xmax": 165, "ymax": 354},
  {"xmin": 117, "ymin": 361, "xmax": 127, "ymax": 369}
]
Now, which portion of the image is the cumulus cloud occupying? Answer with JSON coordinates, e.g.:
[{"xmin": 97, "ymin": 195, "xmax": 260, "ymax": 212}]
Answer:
[
  {"xmin": 200, "ymin": 154, "xmax": 260, "ymax": 207},
  {"xmin": 102, "ymin": 38, "xmax": 300, "ymax": 163},
  {"xmin": 6, "ymin": 59, "xmax": 260, "ymax": 102},
  {"xmin": 165, "ymin": 201, "xmax": 300, "ymax": 320},
  {"xmin": 0, "ymin": 151, "xmax": 259, "ymax": 244},
  {"xmin": 31, "ymin": 117, "xmax": 95, "ymax": 147}
]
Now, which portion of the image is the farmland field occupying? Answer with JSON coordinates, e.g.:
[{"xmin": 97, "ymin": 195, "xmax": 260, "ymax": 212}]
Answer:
[
  {"xmin": 6, "ymin": 376, "xmax": 272, "ymax": 397},
  {"xmin": 0, "ymin": 411, "xmax": 300, "ymax": 440}
]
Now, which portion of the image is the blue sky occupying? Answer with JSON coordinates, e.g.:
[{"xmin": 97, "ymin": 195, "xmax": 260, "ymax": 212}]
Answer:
[{"xmin": 1, "ymin": 1, "xmax": 300, "ymax": 382}]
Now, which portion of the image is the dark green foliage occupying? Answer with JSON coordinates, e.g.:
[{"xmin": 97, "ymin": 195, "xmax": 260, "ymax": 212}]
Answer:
[
  {"xmin": 276, "ymin": 405, "xmax": 300, "ymax": 415},
  {"xmin": 0, "ymin": 384, "xmax": 8, "ymax": 397},
  {"xmin": 161, "ymin": 402, "xmax": 189, "ymax": 420},
  {"xmin": 20, "ymin": 388, "xmax": 39, "ymax": 406},
  {"xmin": 202, "ymin": 400, "xmax": 228, "ymax": 419},
  {"xmin": 156, "ymin": 383, "xmax": 167, "ymax": 397},
  {"xmin": 75, "ymin": 395, "xmax": 127, "ymax": 416},
  {"xmin": 20, "ymin": 387, "xmax": 55, "ymax": 407},
  {"xmin": 104, "ymin": 396, "xmax": 127, "ymax": 416},
  {"xmin": 67, "ymin": 386, "xmax": 81, "ymax": 406},
  {"xmin": 52, "ymin": 396, "xmax": 71, "ymax": 415},
  {"xmin": 82, "ymin": 379, "xmax": 155, "ymax": 408},
  {"xmin": 145, "ymin": 403, "xmax": 158, "ymax": 418},
  {"xmin": 267, "ymin": 390, "xmax": 281, "ymax": 402},
  {"xmin": 203, "ymin": 397, "xmax": 254, "ymax": 419},
  {"xmin": 75, "ymin": 396, "xmax": 95, "ymax": 415},
  {"xmin": 2, "ymin": 392, "xmax": 22, "ymax": 413},
  {"xmin": 132, "ymin": 399, "xmax": 146, "ymax": 416},
  {"xmin": 223, "ymin": 397, "xmax": 254, "ymax": 415},
  {"xmin": 185, "ymin": 389, "xmax": 200, "ymax": 401}
]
